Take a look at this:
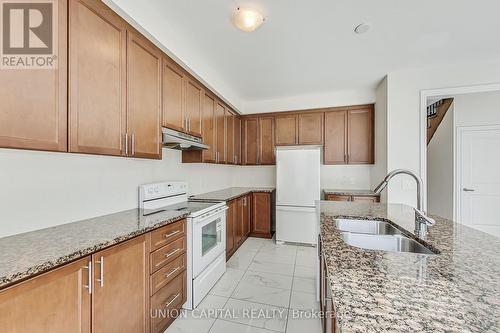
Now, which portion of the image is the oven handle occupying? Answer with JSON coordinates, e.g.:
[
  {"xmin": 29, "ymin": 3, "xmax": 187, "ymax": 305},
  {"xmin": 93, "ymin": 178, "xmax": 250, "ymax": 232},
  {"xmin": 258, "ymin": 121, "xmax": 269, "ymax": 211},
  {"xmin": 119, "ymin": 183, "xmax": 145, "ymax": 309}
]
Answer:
[
  {"xmin": 194, "ymin": 207, "xmax": 228, "ymax": 223},
  {"xmin": 217, "ymin": 229, "xmax": 221, "ymax": 243}
]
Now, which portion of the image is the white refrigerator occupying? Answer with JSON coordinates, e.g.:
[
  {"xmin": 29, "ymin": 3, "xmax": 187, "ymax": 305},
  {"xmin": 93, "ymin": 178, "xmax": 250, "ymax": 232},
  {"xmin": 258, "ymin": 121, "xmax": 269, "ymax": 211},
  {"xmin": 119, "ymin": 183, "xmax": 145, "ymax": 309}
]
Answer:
[{"xmin": 275, "ymin": 145, "xmax": 321, "ymax": 245}]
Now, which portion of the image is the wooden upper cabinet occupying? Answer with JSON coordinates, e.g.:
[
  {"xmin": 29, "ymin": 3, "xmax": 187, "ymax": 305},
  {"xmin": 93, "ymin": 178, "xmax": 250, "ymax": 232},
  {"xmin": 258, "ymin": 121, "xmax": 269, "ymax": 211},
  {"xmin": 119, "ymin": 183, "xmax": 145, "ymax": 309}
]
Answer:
[
  {"xmin": 347, "ymin": 107, "xmax": 374, "ymax": 164},
  {"xmin": 242, "ymin": 117, "xmax": 259, "ymax": 165},
  {"xmin": 324, "ymin": 110, "xmax": 347, "ymax": 164},
  {"xmin": 0, "ymin": 0, "xmax": 67, "ymax": 152},
  {"xmin": 185, "ymin": 77, "xmax": 203, "ymax": 137},
  {"xmin": 126, "ymin": 31, "xmax": 162, "ymax": 159},
  {"xmin": 69, "ymin": 0, "xmax": 127, "ymax": 156},
  {"xmin": 234, "ymin": 116, "xmax": 242, "ymax": 165},
  {"xmin": 92, "ymin": 236, "xmax": 148, "ymax": 333},
  {"xmin": 275, "ymin": 114, "xmax": 298, "ymax": 145},
  {"xmin": 298, "ymin": 112, "xmax": 324, "ymax": 144},
  {"xmin": 162, "ymin": 58, "xmax": 185, "ymax": 132},
  {"xmin": 201, "ymin": 93, "xmax": 216, "ymax": 162},
  {"xmin": 215, "ymin": 101, "xmax": 226, "ymax": 163},
  {"xmin": 226, "ymin": 110, "xmax": 234, "ymax": 164},
  {"xmin": 259, "ymin": 116, "xmax": 275, "ymax": 165},
  {"xmin": 0, "ymin": 257, "xmax": 91, "ymax": 333}
]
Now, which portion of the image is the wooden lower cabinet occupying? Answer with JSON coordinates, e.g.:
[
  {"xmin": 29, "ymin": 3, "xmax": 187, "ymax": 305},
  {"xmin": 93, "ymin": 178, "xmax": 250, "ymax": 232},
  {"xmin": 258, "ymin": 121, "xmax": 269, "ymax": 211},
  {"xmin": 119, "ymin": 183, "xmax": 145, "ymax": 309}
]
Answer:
[
  {"xmin": 225, "ymin": 193, "xmax": 256, "ymax": 260},
  {"xmin": 0, "ymin": 218, "xmax": 188, "ymax": 333},
  {"xmin": 250, "ymin": 192, "xmax": 273, "ymax": 239},
  {"xmin": 325, "ymin": 194, "xmax": 380, "ymax": 203},
  {"xmin": 92, "ymin": 235, "xmax": 148, "ymax": 333},
  {"xmin": 226, "ymin": 200, "xmax": 236, "ymax": 257},
  {"xmin": 0, "ymin": 257, "xmax": 91, "ymax": 333},
  {"xmin": 319, "ymin": 237, "xmax": 338, "ymax": 333},
  {"xmin": 242, "ymin": 194, "xmax": 251, "ymax": 238}
]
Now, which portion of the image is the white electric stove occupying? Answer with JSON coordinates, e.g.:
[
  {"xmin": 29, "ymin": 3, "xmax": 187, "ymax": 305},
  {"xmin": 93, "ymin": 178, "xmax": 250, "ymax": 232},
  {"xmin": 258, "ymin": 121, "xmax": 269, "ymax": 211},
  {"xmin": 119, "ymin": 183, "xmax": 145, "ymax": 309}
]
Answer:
[{"xmin": 139, "ymin": 182, "xmax": 227, "ymax": 310}]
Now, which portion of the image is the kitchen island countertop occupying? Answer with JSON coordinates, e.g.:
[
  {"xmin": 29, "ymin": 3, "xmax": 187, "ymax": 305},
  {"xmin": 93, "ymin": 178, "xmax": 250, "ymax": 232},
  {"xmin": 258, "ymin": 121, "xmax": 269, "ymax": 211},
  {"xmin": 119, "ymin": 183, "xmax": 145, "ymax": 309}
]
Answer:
[{"xmin": 320, "ymin": 201, "xmax": 500, "ymax": 332}]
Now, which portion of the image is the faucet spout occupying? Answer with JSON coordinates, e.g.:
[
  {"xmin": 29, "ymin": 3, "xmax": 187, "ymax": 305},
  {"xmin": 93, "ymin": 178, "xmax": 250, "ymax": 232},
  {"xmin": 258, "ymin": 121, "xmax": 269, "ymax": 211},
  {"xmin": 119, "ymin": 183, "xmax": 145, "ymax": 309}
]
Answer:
[{"xmin": 373, "ymin": 169, "xmax": 424, "ymax": 210}]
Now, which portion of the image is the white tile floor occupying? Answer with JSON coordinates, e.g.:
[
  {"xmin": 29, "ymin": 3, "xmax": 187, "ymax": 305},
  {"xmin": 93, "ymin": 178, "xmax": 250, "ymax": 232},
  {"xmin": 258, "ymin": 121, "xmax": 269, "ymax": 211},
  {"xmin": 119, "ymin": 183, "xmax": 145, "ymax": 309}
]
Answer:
[{"xmin": 165, "ymin": 237, "xmax": 322, "ymax": 333}]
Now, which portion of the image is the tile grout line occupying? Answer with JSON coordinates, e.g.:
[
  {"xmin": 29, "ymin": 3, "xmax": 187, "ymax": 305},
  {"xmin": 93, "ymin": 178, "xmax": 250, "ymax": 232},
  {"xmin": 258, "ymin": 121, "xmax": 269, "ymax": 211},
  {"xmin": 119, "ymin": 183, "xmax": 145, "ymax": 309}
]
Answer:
[{"xmin": 284, "ymin": 245, "xmax": 299, "ymax": 333}]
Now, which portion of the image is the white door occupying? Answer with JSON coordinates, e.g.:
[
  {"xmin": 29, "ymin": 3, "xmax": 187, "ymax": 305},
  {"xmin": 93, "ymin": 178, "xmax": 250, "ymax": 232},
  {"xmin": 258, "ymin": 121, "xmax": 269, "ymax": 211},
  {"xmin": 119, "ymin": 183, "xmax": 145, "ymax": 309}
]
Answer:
[
  {"xmin": 459, "ymin": 126, "xmax": 500, "ymax": 237},
  {"xmin": 276, "ymin": 146, "xmax": 320, "ymax": 207}
]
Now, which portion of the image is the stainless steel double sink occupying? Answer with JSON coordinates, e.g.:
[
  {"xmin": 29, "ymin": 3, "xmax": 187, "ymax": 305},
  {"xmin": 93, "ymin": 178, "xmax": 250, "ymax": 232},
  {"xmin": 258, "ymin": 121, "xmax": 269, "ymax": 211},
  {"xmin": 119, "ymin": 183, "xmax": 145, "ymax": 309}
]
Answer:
[{"xmin": 335, "ymin": 219, "xmax": 436, "ymax": 255}]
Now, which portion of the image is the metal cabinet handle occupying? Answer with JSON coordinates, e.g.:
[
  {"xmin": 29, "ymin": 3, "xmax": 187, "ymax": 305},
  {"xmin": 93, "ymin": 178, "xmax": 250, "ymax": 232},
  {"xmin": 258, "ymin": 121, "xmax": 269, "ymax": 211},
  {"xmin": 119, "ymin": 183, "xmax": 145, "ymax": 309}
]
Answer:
[
  {"xmin": 165, "ymin": 248, "xmax": 180, "ymax": 258},
  {"xmin": 124, "ymin": 134, "xmax": 129, "ymax": 156},
  {"xmin": 165, "ymin": 293, "xmax": 180, "ymax": 308},
  {"xmin": 84, "ymin": 261, "xmax": 92, "ymax": 294},
  {"xmin": 96, "ymin": 256, "xmax": 104, "ymax": 287},
  {"xmin": 131, "ymin": 134, "xmax": 135, "ymax": 156},
  {"xmin": 165, "ymin": 266, "xmax": 180, "ymax": 278},
  {"xmin": 164, "ymin": 230, "xmax": 180, "ymax": 238},
  {"xmin": 463, "ymin": 188, "xmax": 475, "ymax": 192}
]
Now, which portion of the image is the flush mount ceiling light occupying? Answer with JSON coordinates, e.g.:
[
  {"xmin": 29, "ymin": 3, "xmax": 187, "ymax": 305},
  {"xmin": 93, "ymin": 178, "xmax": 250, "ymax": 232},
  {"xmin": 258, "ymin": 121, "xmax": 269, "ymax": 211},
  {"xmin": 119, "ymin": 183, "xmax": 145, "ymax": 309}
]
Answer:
[
  {"xmin": 354, "ymin": 23, "xmax": 372, "ymax": 34},
  {"xmin": 232, "ymin": 7, "xmax": 265, "ymax": 32}
]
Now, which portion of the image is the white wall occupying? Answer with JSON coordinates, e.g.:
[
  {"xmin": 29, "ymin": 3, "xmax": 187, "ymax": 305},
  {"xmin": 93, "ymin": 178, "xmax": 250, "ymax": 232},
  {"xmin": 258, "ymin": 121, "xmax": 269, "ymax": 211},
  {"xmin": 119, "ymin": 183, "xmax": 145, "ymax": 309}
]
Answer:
[
  {"xmin": 242, "ymin": 88, "xmax": 375, "ymax": 114},
  {"xmin": 0, "ymin": 147, "xmax": 373, "ymax": 237},
  {"xmin": 385, "ymin": 59, "xmax": 500, "ymax": 208},
  {"xmin": 454, "ymin": 91, "xmax": 500, "ymax": 126},
  {"xmin": 427, "ymin": 104, "xmax": 454, "ymax": 219},
  {"xmin": 371, "ymin": 77, "xmax": 388, "ymax": 202}
]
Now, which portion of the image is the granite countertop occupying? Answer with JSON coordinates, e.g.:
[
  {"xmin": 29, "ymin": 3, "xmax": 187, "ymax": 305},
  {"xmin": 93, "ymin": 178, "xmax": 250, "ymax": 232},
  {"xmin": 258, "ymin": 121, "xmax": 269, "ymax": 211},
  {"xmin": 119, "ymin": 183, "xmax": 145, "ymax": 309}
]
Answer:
[
  {"xmin": 323, "ymin": 188, "xmax": 379, "ymax": 197},
  {"xmin": 0, "ymin": 209, "xmax": 189, "ymax": 289},
  {"xmin": 319, "ymin": 201, "xmax": 500, "ymax": 332},
  {"xmin": 189, "ymin": 187, "xmax": 275, "ymax": 202}
]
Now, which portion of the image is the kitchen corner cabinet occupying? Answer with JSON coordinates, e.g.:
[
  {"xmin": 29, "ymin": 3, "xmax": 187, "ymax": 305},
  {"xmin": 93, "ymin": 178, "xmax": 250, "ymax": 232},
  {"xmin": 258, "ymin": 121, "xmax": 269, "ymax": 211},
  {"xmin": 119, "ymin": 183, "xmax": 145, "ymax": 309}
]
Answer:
[
  {"xmin": 324, "ymin": 106, "xmax": 374, "ymax": 165},
  {"xmin": 259, "ymin": 117, "xmax": 276, "ymax": 165},
  {"xmin": 126, "ymin": 30, "xmax": 162, "ymax": 159},
  {"xmin": 69, "ymin": 0, "xmax": 127, "ymax": 156},
  {"xmin": 234, "ymin": 116, "xmax": 242, "ymax": 165},
  {"xmin": 0, "ymin": 257, "xmax": 91, "ymax": 333},
  {"xmin": 226, "ymin": 109, "xmax": 235, "ymax": 164},
  {"xmin": 0, "ymin": 0, "xmax": 67, "ymax": 152},
  {"xmin": 242, "ymin": 117, "xmax": 259, "ymax": 165},
  {"xmin": 226, "ymin": 194, "xmax": 252, "ymax": 260},
  {"xmin": 250, "ymin": 192, "xmax": 273, "ymax": 238}
]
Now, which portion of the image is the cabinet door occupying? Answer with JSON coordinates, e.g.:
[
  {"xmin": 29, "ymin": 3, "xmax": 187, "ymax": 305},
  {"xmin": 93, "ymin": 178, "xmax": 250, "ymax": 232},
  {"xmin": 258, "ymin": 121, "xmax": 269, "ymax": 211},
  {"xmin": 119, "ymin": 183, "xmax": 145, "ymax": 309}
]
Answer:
[
  {"xmin": 324, "ymin": 110, "xmax": 347, "ymax": 164},
  {"xmin": 298, "ymin": 112, "xmax": 324, "ymax": 144},
  {"xmin": 259, "ymin": 117, "xmax": 275, "ymax": 165},
  {"xmin": 201, "ymin": 93, "xmax": 216, "ymax": 162},
  {"xmin": 185, "ymin": 77, "xmax": 203, "ymax": 137},
  {"xmin": 347, "ymin": 107, "xmax": 374, "ymax": 164},
  {"xmin": 0, "ymin": 0, "xmax": 67, "ymax": 152},
  {"xmin": 0, "ymin": 257, "xmax": 91, "ymax": 333},
  {"xmin": 162, "ymin": 58, "xmax": 185, "ymax": 132},
  {"xmin": 275, "ymin": 114, "xmax": 297, "ymax": 145},
  {"xmin": 242, "ymin": 117, "xmax": 259, "ymax": 165},
  {"xmin": 325, "ymin": 194, "xmax": 351, "ymax": 201},
  {"xmin": 226, "ymin": 200, "xmax": 235, "ymax": 256},
  {"xmin": 234, "ymin": 116, "xmax": 242, "ymax": 165},
  {"xmin": 127, "ymin": 31, "xmax": 162, "ymax": 159},
  {"xmin": 92, "ymin": 236, "xmax": 148, "ymax": 333},
  {"xmin": 215, "ymin": 101, "xmax": 226, "ymax": 163},
  {"xmin": 251, "ymin": 192, "xmax": 271, "ymax": 236},
  {"xmin": 69, "ymin": 0, "xmax": 127, "ymax": 156},
  {"xmin": 235, "ymin": 197, "xmax": 244, "ymax": 246},
  {"xmin": 226, "ymin": 110, "xmax": 234, "ymax": 164}
]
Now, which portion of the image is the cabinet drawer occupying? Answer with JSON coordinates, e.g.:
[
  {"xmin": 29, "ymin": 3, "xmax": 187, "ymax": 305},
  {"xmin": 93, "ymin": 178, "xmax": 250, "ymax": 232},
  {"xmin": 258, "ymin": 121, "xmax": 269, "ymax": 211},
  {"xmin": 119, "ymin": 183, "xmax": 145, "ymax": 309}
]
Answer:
[
  {"xmin": 150, "ymin": 237, "xmax": 186, "ymax": 273},
  {"xmin": 151, "ymin": 271, "xmax": 186, "ymax": 333},
  {"xmin": 150, "ymin": 219, "xmax": 186, "ymax": 252},
  {"xmin": 150, "ymin": 254, "xmax": 186, "ymax": 296}
]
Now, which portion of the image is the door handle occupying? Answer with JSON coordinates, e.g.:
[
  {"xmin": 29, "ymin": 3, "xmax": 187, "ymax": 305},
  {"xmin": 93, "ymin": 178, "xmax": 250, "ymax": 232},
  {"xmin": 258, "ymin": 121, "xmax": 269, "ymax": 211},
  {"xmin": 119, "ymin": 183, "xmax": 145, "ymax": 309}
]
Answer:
[
  {"xmin": 96, "ymin": 256, "xmax": 104, "ymax": 287},
  {"xmin": 165, "ymin": 293, "xmax": 180, "ymax": 308},
  {"xmin": 124, "ymin": 134, "xmax": 129, "ymax": 156},
  {"xmin": 463, "ymin": 188, "xmax": 475, "ymax": 192},
  {"xmin": 131, "ymin": 134, "xmax": 135, "ymax": 156},
  {"xmin": 84, "ymin": 261, "xmax": 92, "ymax": 294}
]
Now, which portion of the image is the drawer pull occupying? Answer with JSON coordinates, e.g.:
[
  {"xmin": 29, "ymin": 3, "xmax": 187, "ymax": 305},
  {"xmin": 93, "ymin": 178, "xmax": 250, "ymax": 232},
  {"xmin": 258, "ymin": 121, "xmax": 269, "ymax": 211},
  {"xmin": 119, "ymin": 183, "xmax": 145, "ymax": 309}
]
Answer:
[
  {"xmin": 165, "ymin": 266, "xmax": 180, "ymax": 278},
  {"xmin": 164, "ymin": 230, "xmax": 180, "ymax": 238},
  {"xmin": 165, "ymin": 248, "xmax": 180, "ymax": 258},
  {"xmin": 165, "ymin": 293, "xmax": 181, "ymax": 308}
]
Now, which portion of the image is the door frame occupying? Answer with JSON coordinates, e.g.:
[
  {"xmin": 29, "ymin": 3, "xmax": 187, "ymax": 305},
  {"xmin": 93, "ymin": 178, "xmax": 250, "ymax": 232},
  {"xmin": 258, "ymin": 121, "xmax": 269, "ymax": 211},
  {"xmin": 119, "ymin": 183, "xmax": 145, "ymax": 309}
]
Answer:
[
  {"xmin": 419, "ymin": 83, "xmax": 500, "ymax": 215},
  {"xmin": 455, "ymin": 124, "xmax": 500, "ymax": 224}
]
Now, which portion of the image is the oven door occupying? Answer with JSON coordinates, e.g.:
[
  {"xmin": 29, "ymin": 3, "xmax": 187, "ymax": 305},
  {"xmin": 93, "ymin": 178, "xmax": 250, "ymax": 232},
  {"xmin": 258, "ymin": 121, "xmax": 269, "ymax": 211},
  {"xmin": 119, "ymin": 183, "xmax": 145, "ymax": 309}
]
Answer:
[{"xmin": 192, "ymin": 208, "xmax": 227, "ymax": 277}]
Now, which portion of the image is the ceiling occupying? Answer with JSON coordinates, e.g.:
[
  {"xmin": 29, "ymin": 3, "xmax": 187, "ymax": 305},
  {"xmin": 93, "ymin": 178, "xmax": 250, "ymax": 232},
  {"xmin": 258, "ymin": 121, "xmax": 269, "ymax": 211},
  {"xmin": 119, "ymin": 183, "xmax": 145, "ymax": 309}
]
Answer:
[{"xmin": 110, "ymin": 0, "xmax": 500, "ymax": 107}]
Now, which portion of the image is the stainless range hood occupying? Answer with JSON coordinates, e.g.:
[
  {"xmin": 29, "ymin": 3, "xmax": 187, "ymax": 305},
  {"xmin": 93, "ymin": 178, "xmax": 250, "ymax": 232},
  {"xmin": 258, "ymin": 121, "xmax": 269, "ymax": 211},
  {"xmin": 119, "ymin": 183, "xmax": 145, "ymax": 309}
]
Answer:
[{"xmin": 162, "ymin": 127, "xmax": 209, "ymax": 150}]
